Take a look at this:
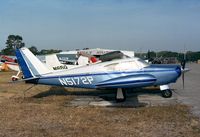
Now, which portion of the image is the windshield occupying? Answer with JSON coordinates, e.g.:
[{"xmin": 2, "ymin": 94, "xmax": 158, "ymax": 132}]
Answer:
[{"xmin": 137, "ymin": 59, "xmax": 149, "ymax": 67}]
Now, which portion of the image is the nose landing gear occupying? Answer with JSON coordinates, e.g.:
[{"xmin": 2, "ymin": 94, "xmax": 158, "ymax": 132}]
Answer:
[
  {"xmin": 161, "ymin": 89, "xmax": 172, "ymax": 98},
  {"xmin": 160, "ymin": 85, "xmax": 172, "ymax": 98}
]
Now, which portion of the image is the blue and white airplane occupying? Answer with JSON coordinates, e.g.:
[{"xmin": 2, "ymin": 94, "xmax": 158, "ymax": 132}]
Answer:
[{"xmin": 15, "ymin": 47, "xmax": 186, "ymax": 102}]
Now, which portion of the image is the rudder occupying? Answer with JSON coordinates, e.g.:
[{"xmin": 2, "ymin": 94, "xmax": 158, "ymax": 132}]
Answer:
[{"xmin": 15, "ymin": 47, "xmax": 51, "ymax": 78}]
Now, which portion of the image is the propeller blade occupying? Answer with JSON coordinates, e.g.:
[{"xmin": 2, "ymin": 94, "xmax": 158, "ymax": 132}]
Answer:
[
  {"xmin": 180, "ymin": 51, "xmax": 187, "ymax": 89},
  {"xmin": 182, "ymin": 71, "xmax": 185, "ymax": 89},
  {"xmin": 181, "ymin": 60, "xmax": 186, "ymax": 70},
  {"xmin": 180, "ymin": 59, "xmax": 186, "ymax": 89}
]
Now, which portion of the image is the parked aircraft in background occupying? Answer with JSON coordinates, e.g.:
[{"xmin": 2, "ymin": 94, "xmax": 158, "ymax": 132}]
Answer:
[
  {"xmin": 0, "ymin": 62, "xmax": 3, "ymax": 70},
  {"xmin": 0, "ymin": 55, "xmax": 21, "ymax": 80},
  {"xmin": 15, "ymin": 47, "xmax": 188, "ymax": 102},
  {"xmin": 6, "ymin": 48, "xmax": 135, "ymax": 81},
  {"xmin": 46, "ymin": 48, "xmax": 135, "ymax": 71}
]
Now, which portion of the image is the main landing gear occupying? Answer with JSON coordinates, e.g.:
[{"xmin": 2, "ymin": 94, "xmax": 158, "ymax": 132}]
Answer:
[
  {"xmin": 115, "ymin": 85, "xmax": 173, "ymax": 102},
  {"xmin": 160, "ymin": 85, "xmax": 172, "ymax": 98},
  {"xmin": 115, "ymin": 88, "xmax": 127, "ymax": 102}
]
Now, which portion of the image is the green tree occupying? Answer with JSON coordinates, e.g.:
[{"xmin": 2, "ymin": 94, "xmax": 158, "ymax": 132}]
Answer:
[
  {"xmin": 38, "ymin": 49, "xmax": 62, "ymax": 55},
  {"xmin": 29, "ymin": 46, "xmax": 38, "ymax": 55},
  {"xmin": 186, "ymin": 51, "xmax": 200, "ymax": 62},
  {"xmin": 157, "ymin": 51, "xmax": 178, "ymax": 58},
  {"xmin": 1, "ymin": 35, "xmax": 25, "ymax": 55}
]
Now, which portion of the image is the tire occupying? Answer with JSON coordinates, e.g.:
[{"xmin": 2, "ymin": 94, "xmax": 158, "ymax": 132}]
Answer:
[
  {"xmin": 161, "ymin": 89, "xmax": 172, "ymax": 98},
  {"xmin": 12, "ymin": 77, "xmax": 18, "ymax": 81}
]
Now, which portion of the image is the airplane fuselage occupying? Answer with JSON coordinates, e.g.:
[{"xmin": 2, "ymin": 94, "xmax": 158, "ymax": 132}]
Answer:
[
  {"xmin": 27, "ymin": 63, "xmax": 181, "ymax": 89},
  {"xmin": 16, "ymin": 47, "xmax": 184, "ymax": 101}
]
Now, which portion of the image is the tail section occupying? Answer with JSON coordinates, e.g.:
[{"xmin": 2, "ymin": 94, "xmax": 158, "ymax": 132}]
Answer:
[{"xmin": 15, "ymin": 47, "xmax": 51, "ymax": 78}]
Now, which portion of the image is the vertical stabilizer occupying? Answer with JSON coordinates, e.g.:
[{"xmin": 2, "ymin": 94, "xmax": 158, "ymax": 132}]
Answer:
[{"xmin": 15, "ymin": 47, "xmax": 51, "ymax": 78}]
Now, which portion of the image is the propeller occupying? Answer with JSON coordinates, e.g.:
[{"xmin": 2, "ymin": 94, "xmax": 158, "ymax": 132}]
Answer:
[{"xmin": 180, "ymin": 51, "xmax": 190, "ymax": 89}]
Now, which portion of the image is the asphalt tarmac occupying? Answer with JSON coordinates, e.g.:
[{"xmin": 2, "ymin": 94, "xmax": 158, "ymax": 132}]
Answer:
[{"xmin": 171, "ymin": 63, "xmax": 200, "ymax": 117}]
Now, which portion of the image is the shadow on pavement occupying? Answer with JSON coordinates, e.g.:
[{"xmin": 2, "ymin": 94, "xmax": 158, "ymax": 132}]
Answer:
[{"xmin": 31, "ymin": 86, "xmax": 164, "ymax": 108}]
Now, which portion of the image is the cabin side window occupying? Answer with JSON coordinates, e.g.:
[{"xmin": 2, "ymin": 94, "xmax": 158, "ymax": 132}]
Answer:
[{"xmin": 105, "ymin": 61, "xmax": 140, "ymax": 71}]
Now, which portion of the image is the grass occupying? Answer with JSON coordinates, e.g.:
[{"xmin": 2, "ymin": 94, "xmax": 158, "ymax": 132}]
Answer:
[{"xmin": 0, "ymin": 71, "xmax": 199, "ymax": 137}]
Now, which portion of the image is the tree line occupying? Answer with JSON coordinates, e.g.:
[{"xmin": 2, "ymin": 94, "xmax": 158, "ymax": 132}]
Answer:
[
  {"xmin": 1, "ymin": 35, "xmax": 200, "ymax": 62},
  {"xmin": 0, "ymin": 35, "xmax": 62, "ymax": 56},
  {"xmin": 135, "ymin": 50, "xmax": 200, "ymax": 62}
]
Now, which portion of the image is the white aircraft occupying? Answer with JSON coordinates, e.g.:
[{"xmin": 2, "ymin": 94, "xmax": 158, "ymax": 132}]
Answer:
[
  {"xmin": 46, "ymin": 48, "xmax": 135, "ymax": 71},
  {"xmin": 15, "ymin": 47, "xmax": 188, "ymax": 102}
]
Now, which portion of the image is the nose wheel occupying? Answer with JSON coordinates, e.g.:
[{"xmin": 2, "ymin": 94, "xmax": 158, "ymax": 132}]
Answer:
[
  {"xmin": 160, "ymin": 85, "xmax": 172, "ymax": 98},
  {"xmin": 161, "ymin": 89, "xmax": 172, "ymax": 98}
]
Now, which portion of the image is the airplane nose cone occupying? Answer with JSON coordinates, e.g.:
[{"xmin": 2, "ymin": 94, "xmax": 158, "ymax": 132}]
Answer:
[{"xmin": 175, "ymin": 66, "xmax": 181, "ymax": 77}]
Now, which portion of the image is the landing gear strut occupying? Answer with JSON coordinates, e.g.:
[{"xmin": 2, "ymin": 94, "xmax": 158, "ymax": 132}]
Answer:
[
  {"xmin": 160, "ymin": 85, "xmax": 172, "ymax": 98},
  {"xmin": 115, "ymin": 88, "xmax": 127, "ymax": 102},
  {"xmin": 11, "ymin": 71, "xmax": 21, "ymax": 81}
]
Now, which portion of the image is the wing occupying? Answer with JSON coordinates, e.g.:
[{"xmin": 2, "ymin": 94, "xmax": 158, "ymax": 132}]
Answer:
[{"xmin": 96, "ymin": 74, "xmax": 156, "ymax": 88}]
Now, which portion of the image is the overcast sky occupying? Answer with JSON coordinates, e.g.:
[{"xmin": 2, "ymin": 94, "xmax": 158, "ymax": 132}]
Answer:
[{"xmin": 0, "ymin": 0, "xmax": 200, "ymax": 52}]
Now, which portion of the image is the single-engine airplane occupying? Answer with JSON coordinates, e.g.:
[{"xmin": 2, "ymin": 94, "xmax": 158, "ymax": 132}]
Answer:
[{"xmin": 15, "ymin": 47, "xmax": 188, "ymax": 102}]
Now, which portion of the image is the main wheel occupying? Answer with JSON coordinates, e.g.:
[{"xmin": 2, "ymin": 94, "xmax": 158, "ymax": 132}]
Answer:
[{"xmin": 161, "ymin": 89, "xmax": 172, "ymax": 98}]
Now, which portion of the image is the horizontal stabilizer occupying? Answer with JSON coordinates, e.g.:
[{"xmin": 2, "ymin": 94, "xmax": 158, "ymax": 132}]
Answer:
[{"xmin": 9, "ymin": 77, "xmax": 39, "ymax": 83}]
